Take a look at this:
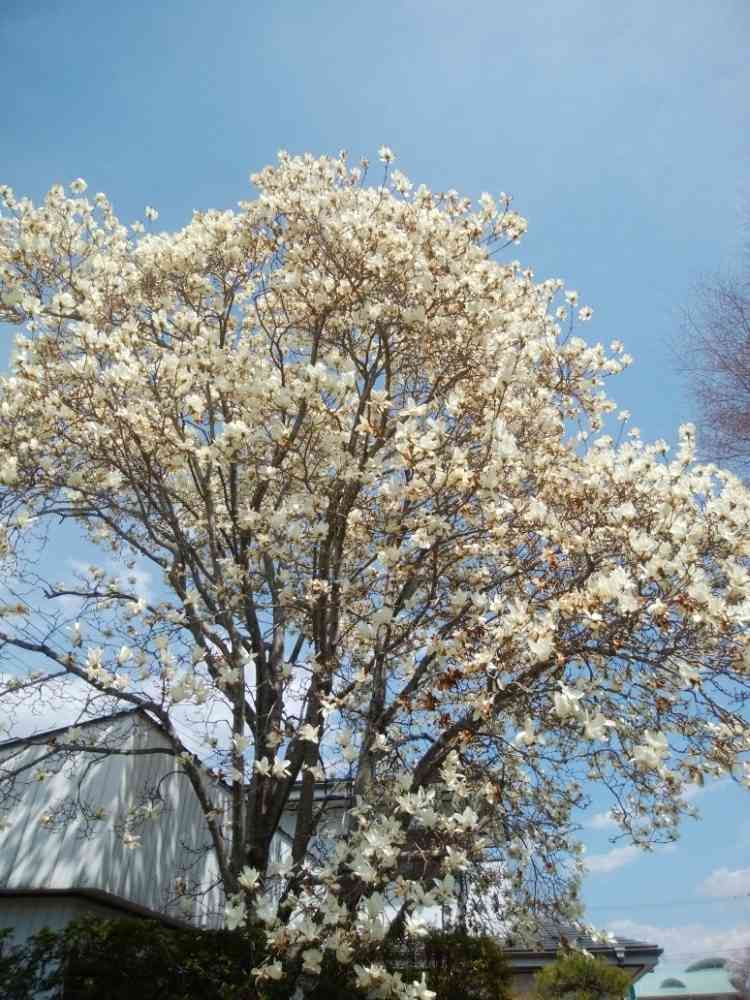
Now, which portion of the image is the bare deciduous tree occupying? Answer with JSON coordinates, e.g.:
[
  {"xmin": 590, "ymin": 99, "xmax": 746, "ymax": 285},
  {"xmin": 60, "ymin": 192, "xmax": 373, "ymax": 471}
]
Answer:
[
  {"xmin": 679, "ymin": 225, "xmax": 750, "ymax": 474},
  {"xmin": 729, "ymin": 947, "xmax": 750, "ymax": 1000}
]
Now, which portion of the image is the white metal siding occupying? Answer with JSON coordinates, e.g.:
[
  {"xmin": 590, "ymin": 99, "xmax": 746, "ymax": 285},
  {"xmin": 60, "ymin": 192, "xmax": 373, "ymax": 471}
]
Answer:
[
  {"xmin": 0, "ymin": 712, "xmax": 307, "ymax": 945},
  {"xmin": 0, "ymin": 715, "xmax": 228, "ymax": 928}
]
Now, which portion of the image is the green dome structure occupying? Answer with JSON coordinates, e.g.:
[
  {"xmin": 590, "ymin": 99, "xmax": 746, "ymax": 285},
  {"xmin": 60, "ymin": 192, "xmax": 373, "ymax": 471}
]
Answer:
[
  {"xmin": 685, "ymin": 959, "xmax": 727, "ymax": 973},
  {"xmin": 635, "ymin": 955, "xmax": 736, "ymax": 999}
]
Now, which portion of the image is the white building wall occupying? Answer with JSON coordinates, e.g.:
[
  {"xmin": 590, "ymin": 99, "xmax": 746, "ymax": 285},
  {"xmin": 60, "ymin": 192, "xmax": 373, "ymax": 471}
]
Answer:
[{"xmin": 0, "ymin": 895, "xmax": 126, "ymax": 947}]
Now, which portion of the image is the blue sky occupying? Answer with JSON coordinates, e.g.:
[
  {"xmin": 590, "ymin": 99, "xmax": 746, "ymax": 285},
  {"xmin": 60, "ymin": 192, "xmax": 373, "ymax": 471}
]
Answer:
[{"xmin": 2, "ymin": 0, "xmax": 750, "ymax": 965}]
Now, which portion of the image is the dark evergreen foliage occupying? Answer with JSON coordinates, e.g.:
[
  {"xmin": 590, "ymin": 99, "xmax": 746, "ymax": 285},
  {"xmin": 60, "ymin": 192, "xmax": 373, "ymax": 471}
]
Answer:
[
  {"xmin": 0, "ymin": 918, "xmax": 514, "ymax": 1000},
  {"xmin": 395, "ymin": 930, "xmax": 513, "ymax": 1000}
]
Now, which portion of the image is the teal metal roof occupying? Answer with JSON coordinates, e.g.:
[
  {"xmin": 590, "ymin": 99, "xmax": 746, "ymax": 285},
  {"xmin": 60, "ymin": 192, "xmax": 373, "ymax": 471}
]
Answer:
[{"xmin": 635, "ymin": 957, "xmax": 735, "ymax": 998}]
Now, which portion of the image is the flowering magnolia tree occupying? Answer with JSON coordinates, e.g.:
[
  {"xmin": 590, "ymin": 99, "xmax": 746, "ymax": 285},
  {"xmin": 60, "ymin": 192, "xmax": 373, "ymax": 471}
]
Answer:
[{"xmin": 1, "ymin": 149, "xmax": 750, "ymax": 997}]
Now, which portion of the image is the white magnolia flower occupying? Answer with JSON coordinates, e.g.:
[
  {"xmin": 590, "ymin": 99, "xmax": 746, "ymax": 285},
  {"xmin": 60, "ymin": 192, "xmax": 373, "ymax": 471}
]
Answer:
[
  {"xmin": 265, "ymin": 961, "xmax": 284, "ymax": 980},
  {"xmin": 409, "ymin": 974, "xmax": 437, "ymax": 1000},
  {"xmin": 336, "ymin": 938, "xmax": 354, "ymax": 963},
  {"xmin": 582, "ymin": 711, "xmax": 616, "ymax": 741},
  {"xmin": 302, "ymin": 948, "xmax": 323, "ymax": 974},
  {"xmin": 238, "ymin": 865, "xmax": 261, "ymax": 891},
  {"xmin": 451, "ymin": 805, "xmax": 479, "ymax": 831},
  {"xmin": 232, "ymin": 733, "xmax": 250, "ymax": 753},
  {"xmin": 515, "ymin": 716, "xmax": 545, "ymax": 747},
  {"xmin": 271, "ymin": 758, "xmax": 291, "ymax": 779},
  {"xmin": 632, "ymin": 730, "xmax": 669, "ymax": 770},
  {"xmin": 224, "ymin": 894, "xmax": 246, "ymax": 930},
  {"xmin": 404, "ymin": 913, "xmax": 429, "ymax": 938},
  {"xmin": 553, "ymin": 683, "xmax": 584, "ymax": 720}
]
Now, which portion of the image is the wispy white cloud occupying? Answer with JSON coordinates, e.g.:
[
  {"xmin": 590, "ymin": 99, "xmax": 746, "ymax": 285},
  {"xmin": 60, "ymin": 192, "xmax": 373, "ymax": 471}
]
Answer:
[
  {"xmin": 584, "ymin": 842, "xmax": 676, "ymax": 875},
  {"xmin": 682, "ymin": 778, "xmax": 730, "ymax": 804},
  {"xmin": 608, "ymin": 918, "xmax": 750, "ymax": 962},
  {"xmin": 698, "ymin": 867, "xmax": 750, "ymax": 899},
  {"xmin": 586, "ymin": 810, "xmax": 618, "ymax": 831},
  {"xmin": 585, "ymin": 844, "xmax": 641, "ymax": 874}
]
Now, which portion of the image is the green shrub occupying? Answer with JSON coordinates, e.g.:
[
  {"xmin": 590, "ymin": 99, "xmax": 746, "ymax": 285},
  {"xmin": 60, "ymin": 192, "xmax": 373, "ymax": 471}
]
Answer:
[
  {"xmin": 1, "ymin": 917, "xmax": 271, "ymax": 1000},
  {"xmin": 533, "ymin": 950, "xmax": 631, "ymax": 1000}
]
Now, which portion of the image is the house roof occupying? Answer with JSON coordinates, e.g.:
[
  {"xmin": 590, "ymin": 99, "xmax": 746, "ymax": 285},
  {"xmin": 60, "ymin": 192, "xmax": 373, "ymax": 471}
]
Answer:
[
  {"xmin": 503, "ymin": 922, "xmax": 658, "ymax": 954},
  {"xmin": 0, "ymin": 707, "xmax": 143, "ymax": 751},
  {"xmin": 1, "ymin": 709, "xmax": 353, "ymax": 807},
  {"xmin": 0, "ymin": 887, "xmax": 193, "ymax": 930},
  {"xmin": 501, "ymin": 923, "xmax": 662, "ymax": 983}
]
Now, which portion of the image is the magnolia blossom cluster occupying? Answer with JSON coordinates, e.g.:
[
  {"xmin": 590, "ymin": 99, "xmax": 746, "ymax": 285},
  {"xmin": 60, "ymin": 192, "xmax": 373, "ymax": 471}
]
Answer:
[{"xmin": 1, "ymin": 151, "xmax": 750, "ymax": 995}]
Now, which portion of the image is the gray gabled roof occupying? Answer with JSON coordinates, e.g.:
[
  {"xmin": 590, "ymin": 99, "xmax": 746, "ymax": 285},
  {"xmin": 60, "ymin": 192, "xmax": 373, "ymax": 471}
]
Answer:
[
  {"xmin": 0, "ymin": 707, "xmax": 143, "ymax": 751},
  {"xmin": 502, "ymin": 922, "xmax": 662, "ymax": 977}
]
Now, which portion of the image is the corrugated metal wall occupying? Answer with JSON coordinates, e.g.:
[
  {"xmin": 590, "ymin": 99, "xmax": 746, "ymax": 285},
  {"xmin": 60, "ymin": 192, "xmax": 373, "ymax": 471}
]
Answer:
[
  {"xmin": 0, "ymin": 714, "xmax": 229, "ymax": 930},
  {"xmin": 0, "ymin": 711, "xmax": 331, "ymax": 949}
]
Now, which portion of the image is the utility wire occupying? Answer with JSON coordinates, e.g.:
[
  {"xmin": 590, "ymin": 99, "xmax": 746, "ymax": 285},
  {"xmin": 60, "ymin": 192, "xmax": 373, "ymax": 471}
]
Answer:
[{"xmin": 587, "ymin": 894, "xmax": 750, "ymax": 911}]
